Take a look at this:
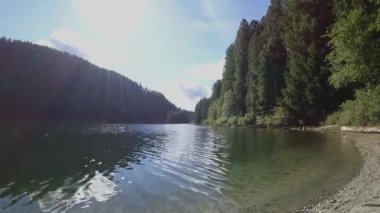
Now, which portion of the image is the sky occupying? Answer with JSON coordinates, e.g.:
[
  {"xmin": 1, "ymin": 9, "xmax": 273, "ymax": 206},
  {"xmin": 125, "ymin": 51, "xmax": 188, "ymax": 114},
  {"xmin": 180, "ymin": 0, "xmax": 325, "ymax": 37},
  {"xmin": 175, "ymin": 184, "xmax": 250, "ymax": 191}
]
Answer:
[{"xmin": 0, "ymin": 0, "xmax": 270, "ymax": 111}]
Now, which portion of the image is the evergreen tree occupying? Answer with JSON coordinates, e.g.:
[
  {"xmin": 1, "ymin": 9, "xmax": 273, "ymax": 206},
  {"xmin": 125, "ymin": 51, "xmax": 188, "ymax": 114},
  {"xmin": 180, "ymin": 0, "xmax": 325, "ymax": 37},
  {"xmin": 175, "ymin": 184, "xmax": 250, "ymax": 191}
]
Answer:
[
  {"xmin": 166, "ymin": 110, "xmax": 192, "ymax": 124},
  {"xmin": 194, "ymin": 0, "xmax": 378, "ymax": 126},
  {"xmin": 222, "ymin": 90, "xmax": 236, "ymax": 118},
  {"xmin": 257, "ymin": 0, "xmax": 287, "ymax": 114},
  {"xmin": 194, "ymin": 98, "xmax": 210, "ymax": 124},
  {"xmin": 278, "ymin": 0, "xmax": 335, "ymax": 125},
  {"xmin": 220, "ymin": 45, "xmax": 236, "ymax": 95},
  {"xmin": 0, "ymin": 38, "xmax": 178, "ymax": 123},
  {"xmin": 211, "ymin": 80, "xmax": 222, "ymax": 100},
  {"xmin": 245, "ymin": 20, "xmax": 261, "ymax": 115},
  {"xmin": 246, "ymin": 0, "xmax": 287, "ymax": 117},
  {"xmin": 233, "ymin": 19, "xmax": 251, "ymax": 116}
]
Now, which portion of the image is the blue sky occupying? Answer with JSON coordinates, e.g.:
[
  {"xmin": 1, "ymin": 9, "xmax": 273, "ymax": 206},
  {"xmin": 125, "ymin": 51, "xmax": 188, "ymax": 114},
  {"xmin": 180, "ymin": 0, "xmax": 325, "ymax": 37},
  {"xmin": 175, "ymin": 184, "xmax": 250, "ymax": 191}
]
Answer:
[{"xmin": 0, "ymin": 0, "xmax": 270, "ymax": 110}]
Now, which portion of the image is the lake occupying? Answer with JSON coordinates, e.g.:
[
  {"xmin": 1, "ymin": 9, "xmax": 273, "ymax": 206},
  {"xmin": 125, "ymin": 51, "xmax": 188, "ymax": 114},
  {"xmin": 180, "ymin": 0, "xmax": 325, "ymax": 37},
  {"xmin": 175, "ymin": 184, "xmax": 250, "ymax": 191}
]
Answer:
[{"xmin": 0, "ymin": 124, "xmax": 361, "ymax": 212}]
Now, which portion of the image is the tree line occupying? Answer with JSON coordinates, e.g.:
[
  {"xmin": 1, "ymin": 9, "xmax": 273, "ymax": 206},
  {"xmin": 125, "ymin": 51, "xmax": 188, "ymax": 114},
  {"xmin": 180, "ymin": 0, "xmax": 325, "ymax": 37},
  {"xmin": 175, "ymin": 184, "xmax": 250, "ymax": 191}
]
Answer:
[
  {"xmin": 195, "ymin": 0, "xmax": 380, "ymax": 127},
  {"xmin": 0, "ymin": 38, "xmax": 191, "ymax": 123}
]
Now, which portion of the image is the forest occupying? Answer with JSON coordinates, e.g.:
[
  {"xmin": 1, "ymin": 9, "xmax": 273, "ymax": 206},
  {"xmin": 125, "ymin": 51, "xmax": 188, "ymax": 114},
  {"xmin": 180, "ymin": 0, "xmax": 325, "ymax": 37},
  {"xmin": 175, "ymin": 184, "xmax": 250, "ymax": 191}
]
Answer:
[
  {"xmin": 195, "ymin": 0, "xmax": 380, "ymax": 127},
  {"xmin": 0, "ymin": 38, "xmax": 191, "ymax": 123}
]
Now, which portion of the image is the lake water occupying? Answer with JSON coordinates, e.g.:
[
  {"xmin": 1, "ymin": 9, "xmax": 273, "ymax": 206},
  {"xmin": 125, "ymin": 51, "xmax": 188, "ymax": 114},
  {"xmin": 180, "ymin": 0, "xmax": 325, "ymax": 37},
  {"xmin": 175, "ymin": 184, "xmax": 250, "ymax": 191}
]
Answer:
[{"xmin": 0, "ymin": 124, "xmax": 361, "ymax": 212}]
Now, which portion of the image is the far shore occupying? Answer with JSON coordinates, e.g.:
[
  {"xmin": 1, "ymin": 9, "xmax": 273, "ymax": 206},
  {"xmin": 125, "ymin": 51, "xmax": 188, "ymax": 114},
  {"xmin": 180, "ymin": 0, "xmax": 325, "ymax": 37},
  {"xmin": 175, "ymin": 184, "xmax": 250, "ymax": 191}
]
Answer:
[{"xmin": 310, "ymin": 132, "xmax": 380, "ymax": 212}]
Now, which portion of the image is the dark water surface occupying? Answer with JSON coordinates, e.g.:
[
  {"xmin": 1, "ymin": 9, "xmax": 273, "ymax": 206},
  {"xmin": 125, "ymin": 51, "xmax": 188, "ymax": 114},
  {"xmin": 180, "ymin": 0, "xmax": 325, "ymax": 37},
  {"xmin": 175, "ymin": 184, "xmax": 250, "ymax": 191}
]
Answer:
[{"xmin": 0, "ymin": 124, "xmax": 361, "ymax": 212}]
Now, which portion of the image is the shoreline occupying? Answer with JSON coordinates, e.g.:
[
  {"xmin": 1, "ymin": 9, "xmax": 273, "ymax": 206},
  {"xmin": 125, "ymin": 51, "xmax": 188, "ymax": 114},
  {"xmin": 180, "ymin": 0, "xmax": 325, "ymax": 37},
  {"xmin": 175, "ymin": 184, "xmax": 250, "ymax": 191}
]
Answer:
[{"xmin": 311, "ymin": 132, "xmax": 380, "ymax": 212}]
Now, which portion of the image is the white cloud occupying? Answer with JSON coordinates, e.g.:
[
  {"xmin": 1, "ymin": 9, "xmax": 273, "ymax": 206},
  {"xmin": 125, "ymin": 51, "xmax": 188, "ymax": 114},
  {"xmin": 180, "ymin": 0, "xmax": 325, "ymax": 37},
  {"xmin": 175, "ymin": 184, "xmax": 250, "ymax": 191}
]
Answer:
[
  {"xmin": 37, "ymin": 28, "xmax": 91, "ymax": 56},
  {"xmin": 37, "ymin": 28, "xmax": 124, "ymax": 71},
  {"xmin": 153, "ymin": 79, "xmax": 210, "ymax": 111},
  {"xmin": 154, "ymin": 57, "xmax": 225, "ymax": 111},
  {"xmin": 200, "ymin": 0, "xmax": 217, "ymax": 18},
  {"xmin": 34, "ymin": 0, "xmax": 231, "ymax": 111},
  {"xmin": 36, "ymin": 0, "xmax": 153, "ymax": 72},
  {"xmin": 72, "ymin": 0, "xmax": 149, "ymax": 41},
  {"xmin": 185, "ymin": 57, "xmax": 224, "ymax": 81},
  {"xmin": 179, "ymin": 82, "xmax": 208, "ymax": 100},
  {"xmin": 193, "ymin": 0, "xmax": 237, "ymax": 40}
]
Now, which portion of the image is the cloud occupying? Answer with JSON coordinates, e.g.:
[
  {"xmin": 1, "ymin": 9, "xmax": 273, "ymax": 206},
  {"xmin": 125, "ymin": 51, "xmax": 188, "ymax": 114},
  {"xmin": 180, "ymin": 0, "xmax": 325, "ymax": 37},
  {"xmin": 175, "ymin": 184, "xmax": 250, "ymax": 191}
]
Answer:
[
  {"xmin": 148, "ymin": 56, "xmax": 226, "ymax": 111},
  {"xmin": 37, "ymin": 28, "xmax": 124, "ymax": 71},
  {"xmin": 33, "ymin": 0, "xmax": 232, "ymax": 111},
  {"xmin": 50, "ymin": 39, "xmax": 85, "ymax": 57},
  {"xmin": 185, "ymin": 57, "xmax": 224, "ymax": 81},
  {"xmin": 37, "ymin": 28, "xmax": 92, "ymax": 58},
  {"xmin": 179, "ymin": 83, "xmax": 208, "ymax": 99},
  {"xmin": 153, "ymin": 79, "xmax": 210, "ymax": 111},
  {"xmin": 194, "ymin": 0, "xmax": 236, "ymax": 39},
  {"xmin": 200, "ymin": 0, "xmax": 217, "ymax": 18},
  {"xmin": 71, "ymin": 0, "xmax": 149, "ymax": 41}
]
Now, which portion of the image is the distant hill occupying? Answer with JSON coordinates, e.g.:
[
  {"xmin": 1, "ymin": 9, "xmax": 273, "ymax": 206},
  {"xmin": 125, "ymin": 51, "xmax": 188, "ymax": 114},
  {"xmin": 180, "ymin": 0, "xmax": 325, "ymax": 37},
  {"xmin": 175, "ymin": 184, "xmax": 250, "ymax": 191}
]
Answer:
[{"xmin": 0, "ymin": 37, "xmax": 182, "ymax": 123}]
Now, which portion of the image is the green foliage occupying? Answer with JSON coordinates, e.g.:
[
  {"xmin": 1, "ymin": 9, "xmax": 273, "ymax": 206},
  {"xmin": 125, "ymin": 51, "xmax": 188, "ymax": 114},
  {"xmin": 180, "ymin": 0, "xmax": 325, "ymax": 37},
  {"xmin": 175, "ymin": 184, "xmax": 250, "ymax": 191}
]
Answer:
[
  {"xmin": 240, "ymin": 113, "xmax": 256, "ymax": 126},
  {"xmin": 221, "ymin": 45, "xmax": 236, "ymax": 95},
  {"xmin": 211, "ymin": 80, "xmax": 222, "ymax": 100},
  {"xmin": 245, "ymin": 20, "xmax": 262, "ymax": 115},
  {"xmin": 215, "ymin": 117, "xmax": 228, "ymax": 125},
  {"xmin": 248, "ymin": 0, "xmax": 287, "ymax": 116},
  {"xmin": 227, "ymin": 116, "xmax": 239, "ymax": 126},
  {"xmin": 194, "ymin": 0, "xmax": 380, "ymax": 127},
  {"xmin": 279, "ymin": 0, "xmax": 336, "ymax": 125},
  {"xmin": 222, "ymin": 90, "xmax": 236, "ymax": 118},
  {"xmin": 233, "ymin": 19, "xmax": 251, "ymax": 115},
  {"xmin": 257, "ymin": 106, "xmax": 289, "ymax": 127},
  {"xmin": 326, "ymin": 0, "xmax": 380, "ymax": 126},
  {"xmin": 166, "ymin": 110, "xmax": 192, "ymax": 124},
  {"xmin": 207, "ymin": 101, "xmax": 219, "ymax": 122},
  {"xmin": 328, "ymin": 0, "xmax": 380, "ymax": 88},
  {"xmin": 327, "ymin": 86, "xmax": 380, "ymax": 126},
  {"xmin": 194, "ymin": 98, "xmax": 210, "ymax": 124}
]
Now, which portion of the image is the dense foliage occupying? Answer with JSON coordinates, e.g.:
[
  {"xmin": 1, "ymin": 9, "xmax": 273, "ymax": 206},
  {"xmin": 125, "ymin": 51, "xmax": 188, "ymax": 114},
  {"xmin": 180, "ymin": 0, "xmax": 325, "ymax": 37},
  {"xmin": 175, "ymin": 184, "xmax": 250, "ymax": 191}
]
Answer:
[
  {"xmin": 194, "ymin": 98, "xmax": 210, "ymax": 124},
  {"xmin": 195, "ymin": 0, "xmax": 380, "ymax": 127},
  {"xmin": 166, "ymin": 110, "xmax": 193, "ymax": 124},
  {"xmin": 327, "ymin": 86, "xmax": 380, "ymax": 126},
  {"xmin": 326, "ymin": 0, "xmax": 380, "ymax": 126},
  {"xmin": 0, "ymin": 38, "xmax": 181, "ymax": 123}
]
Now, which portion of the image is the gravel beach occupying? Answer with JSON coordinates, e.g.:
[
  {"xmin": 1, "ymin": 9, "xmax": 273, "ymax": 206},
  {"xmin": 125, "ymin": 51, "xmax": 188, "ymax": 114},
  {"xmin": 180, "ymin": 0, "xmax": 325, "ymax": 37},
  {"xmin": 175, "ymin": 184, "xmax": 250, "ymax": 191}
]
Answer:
[{"xmin": 312, "ymin": 133, "xmax": 380, "ymax": 213}]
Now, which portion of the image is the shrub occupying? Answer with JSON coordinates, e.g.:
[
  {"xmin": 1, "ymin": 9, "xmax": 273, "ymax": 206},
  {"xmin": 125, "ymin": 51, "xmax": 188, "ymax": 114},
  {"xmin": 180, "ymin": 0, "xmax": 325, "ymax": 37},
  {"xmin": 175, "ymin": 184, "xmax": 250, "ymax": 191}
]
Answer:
[
  {"xmin": 326, "ymin": 86, "xmax": 380, "ymax": 126},
  {"xmin": 227, "ymin": 116, "xmax": 239, "ymax": 126},
  {"xmin": 216, "ymin": 117, "xmax": 228, "ymax": 125}
]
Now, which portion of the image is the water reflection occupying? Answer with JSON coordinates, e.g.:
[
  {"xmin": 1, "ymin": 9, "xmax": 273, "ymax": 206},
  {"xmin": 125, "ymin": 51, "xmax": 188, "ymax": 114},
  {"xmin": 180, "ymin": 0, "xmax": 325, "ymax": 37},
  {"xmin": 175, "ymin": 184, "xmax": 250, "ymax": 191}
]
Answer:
[
  {"xmin": 0, "ymin": 124, "xmax": 170, "ymax": 212},
  {"xmin": 38, "ymin": 171, "xmax": 117, "ymax": 212},
  {"xmin": 0, "ymin": 124, "xmax": 360, "ymax": 212}
]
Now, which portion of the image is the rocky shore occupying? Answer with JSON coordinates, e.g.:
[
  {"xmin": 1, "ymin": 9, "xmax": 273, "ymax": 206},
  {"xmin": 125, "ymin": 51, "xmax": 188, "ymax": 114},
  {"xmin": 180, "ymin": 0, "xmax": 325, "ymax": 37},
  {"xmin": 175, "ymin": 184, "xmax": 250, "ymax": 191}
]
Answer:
[{"xmin": 312, "ymin": 133, "xmax": 380, "ymax": 213}]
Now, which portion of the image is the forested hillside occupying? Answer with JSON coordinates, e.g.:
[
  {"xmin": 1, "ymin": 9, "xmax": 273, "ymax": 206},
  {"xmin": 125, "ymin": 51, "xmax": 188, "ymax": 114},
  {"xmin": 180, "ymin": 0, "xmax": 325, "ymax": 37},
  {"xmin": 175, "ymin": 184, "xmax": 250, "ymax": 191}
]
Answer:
[
  {"xmin": 195, "ymin": 0, "xmax": 380, "ymax": 127},
  {"xmin": 0, "ymin": 38, "xmax": 186, "ymax": 123}
]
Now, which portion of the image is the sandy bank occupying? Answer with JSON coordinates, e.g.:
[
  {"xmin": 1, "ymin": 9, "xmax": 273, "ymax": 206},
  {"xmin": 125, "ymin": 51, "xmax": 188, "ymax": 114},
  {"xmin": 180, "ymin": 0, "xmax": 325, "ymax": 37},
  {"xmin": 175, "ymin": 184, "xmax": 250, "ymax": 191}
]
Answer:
[{"xmin": 312, "ymin": 133, "xmax": 380, "ymax": 213}]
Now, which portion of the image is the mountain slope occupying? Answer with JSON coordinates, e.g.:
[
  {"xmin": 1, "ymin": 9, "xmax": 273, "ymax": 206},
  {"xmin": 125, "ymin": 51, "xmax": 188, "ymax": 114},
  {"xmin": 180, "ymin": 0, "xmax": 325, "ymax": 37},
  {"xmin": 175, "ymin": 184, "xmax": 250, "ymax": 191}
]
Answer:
[{"xmin": 0, "ymin": 38, "xmax": 178, "ymax": 123}]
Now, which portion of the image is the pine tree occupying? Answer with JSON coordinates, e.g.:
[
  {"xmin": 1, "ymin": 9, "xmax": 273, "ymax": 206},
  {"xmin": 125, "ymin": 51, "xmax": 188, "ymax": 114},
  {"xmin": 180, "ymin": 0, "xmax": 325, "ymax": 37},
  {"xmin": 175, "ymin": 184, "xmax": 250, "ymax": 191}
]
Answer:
[
  {"xmin": 194, "ymin": 98, "xmax": 210, "ymax": 124},
  {"xmin": 257, "ymin": 0, "xmax": 287, "ymax": 114},
  {"xmin": 211, "ymin": 80, "xmax": 222, "ymax": 100},
  {"xmin": 279, "ymin": 0, "xmax": 335, "ymax": 125},
  {"xmin": 222, "ymin": 90, "xmax": 236, "ymax": 118},
  {"xmin": 221, "ymin": 45, "xmax": 236, "ymax": 95},
  {"xmin": 233, "ymin": 19, "xmax": 251, "ymax": 116},
  {"xmin": 245, "ymin": 20, "xmax": 262, "ymax": 115}
]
